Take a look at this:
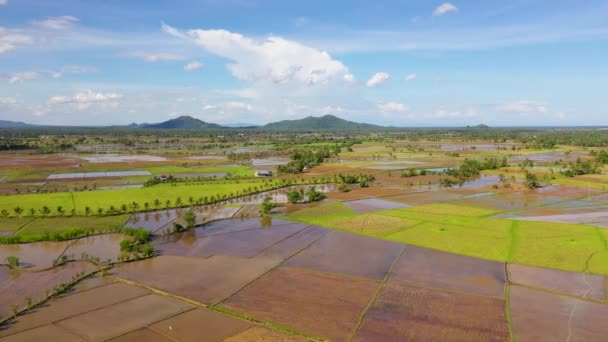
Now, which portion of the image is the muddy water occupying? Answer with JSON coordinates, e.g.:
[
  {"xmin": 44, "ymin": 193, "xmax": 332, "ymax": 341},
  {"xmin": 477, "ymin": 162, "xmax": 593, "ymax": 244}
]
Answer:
[
  {"xmin": 0, "ymin": 261, "xmax": 98, "ymax": 318},
  {"xmin": 125, "ymin": 209, "xmax": 183, "ymax": 232},
  {"xmin": 61, "ymin": 234, "xmax": 126, "ymax": 264},
  {"xmin": 0, "ymin": 240, "xmax": 73, "ymax": 270}
]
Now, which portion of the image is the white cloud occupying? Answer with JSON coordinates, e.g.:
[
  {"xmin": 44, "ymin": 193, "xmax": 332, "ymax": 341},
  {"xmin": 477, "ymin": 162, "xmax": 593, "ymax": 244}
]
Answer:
[
  {"xmin": 433, "ymin": 3, "xmax": 458, "ymax": 16},
  {"xmin": 48, "ymin": 90, "xmax": 123, "ymax": 110},
  {"xmin": 405, "ymin": 73, "xmax": 417, "ymax": 82},
  {"xmin": 0, "ymin": 28, "xmax": 33, "ymax": 54},
  {"xmin": 32, "ymin": 16, "xmax": 79, "ymax": 30},
  {"xmin": 51, "ymin": 65, "xmax": 97, "ymax": 78},
  {"xmin": 0, "ymin": 0, "xmax": 7, "ymax": 6},
  {"xmin": 343, "ymin": 73, "xmax": 355, "ymax": 82},
  {"xmin": 7, "ymin": 71, "xmax": 40, "ymax": 84},
  {"xmin": 163, "ymin": 23, "xmax": 351, "ymax": 85},
  {"xmin": 223, "ymin": 101, "xmax": 253, "ymax": 111},
  {"xmin": 126, "ymin": 51, "xmax": 187, "ymax": 62},
  {"xmin": 366, "ymin": 72, "xmax": 390, "ymax": 87},
  {"xmin": 378, "ymin": 101, "xmax": 410, "ymax": 113},
  {"xmin": 184, "ymin": 60, "xmax": 203, "ymax": 72},
  {"xmin": 429, "ymin": 106, "xmax": 477, "ymax": 119},
  {"xmin": 497, "ymin": 100, "xmax": 548, "ymax": 114},
  {"xmin": 0, "ymin": 97, "xmax": 16, "ymax": 105}
]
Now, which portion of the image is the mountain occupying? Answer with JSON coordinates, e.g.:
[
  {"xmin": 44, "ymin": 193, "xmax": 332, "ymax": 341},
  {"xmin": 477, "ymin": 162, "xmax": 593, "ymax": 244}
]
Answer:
[
  {"xmin": 0, "ymin": 120, "xmax": 34, "ymax": 128},
  {"xmin": 262, "ymin": 115, "xmax": 385, "ymax": 131},
  {"xmin": 141, "ymin": 116, "xmax": 224, "ymax": 129},
  {"xmin": 467, "ymin": 124, "xmax": 490, "ymax": 129}
]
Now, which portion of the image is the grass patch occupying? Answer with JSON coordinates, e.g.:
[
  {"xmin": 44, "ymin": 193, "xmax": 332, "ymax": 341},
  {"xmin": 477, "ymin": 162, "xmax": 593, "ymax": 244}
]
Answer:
[
  {"xmin": 286, "ymin": 201, "xmax": 357, "ymax": 225},
  {"xmin": 388, "ymin": 221, "xmax": 511, "ymax": 261},
  {"xmin": 17, "ymin": 215, "xmax": 129, "ymax": 236},
  {"xmin": 0, "ymin": 218, "xmax": 33, "ymax": 231},
  {"xmin": 286, "ymin": 202, "xmax": 608, "ymax": 275},
  {"xmin": 511, "ymin": 221, "xmax": 605, "ymax": 272},
  {"xmin": 325, "ymin": 214, "xmax": 419, "ymax": 238}
]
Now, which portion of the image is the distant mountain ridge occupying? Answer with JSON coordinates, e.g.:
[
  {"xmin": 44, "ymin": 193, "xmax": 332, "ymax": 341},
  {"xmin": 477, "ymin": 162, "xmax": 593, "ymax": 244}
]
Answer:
[
  {"xmin": 141, "ymin": 116, "xmax": 224, "ymax": 129},
  {"xmin": 0, "ymin": 120, "xmax": 35, "ymax": 128},
  {"xmin": 262, "ymin": 115, "xmax": 385, "ymax": 131}
]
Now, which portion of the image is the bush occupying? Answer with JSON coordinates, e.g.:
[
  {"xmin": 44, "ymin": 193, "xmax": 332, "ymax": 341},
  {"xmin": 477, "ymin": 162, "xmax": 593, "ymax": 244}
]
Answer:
[
  {"xmin": 183, "ymin": 210, "xmax": 196, "ymax": 228},
  {"xmin": 306, "ymin": 187, "xmax": 326, "ymax": 202},
  {"xmin": 122, "ymin": 227, "xmax": 151, "ymax": 243},
  {"xmin": 260, "ymin": 197, "xmax": 276, "ymax": 215},
  {"xmin": 172, "ymin": 222, "xmax": 186, "ymax": 233},
  {"xmin": 287, "ymin": 190, "xmax": 302, "ymax": 204},
  {"xmin": 5, "ymin": 256, "xmax": 19, "ymax": 268}
]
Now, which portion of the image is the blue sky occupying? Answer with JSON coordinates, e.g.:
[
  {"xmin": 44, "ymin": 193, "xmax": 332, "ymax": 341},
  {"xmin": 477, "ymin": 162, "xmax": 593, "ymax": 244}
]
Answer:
[{"xmin": 0, "ymin": 0, "xmax": 607, "ymax": 126}]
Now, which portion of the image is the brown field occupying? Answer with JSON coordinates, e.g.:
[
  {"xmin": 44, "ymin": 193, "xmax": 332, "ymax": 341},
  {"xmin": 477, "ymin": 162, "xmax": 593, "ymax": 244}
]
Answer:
[
  {"xmin": 0, "ymin": 261, "xmax": 99, "ymax": 318},
  {"xmin": 54, "ymin": 294, "xmax": 194, "ymax": 341},
  {"xmin": 0, "ymin": 324, "xmax": 83, "ymax": 342},
  {"xmin": 510, "ymin": 285, "xmax": 608, "ymax": 341},
  {"xmin": 149, "ymin": 308, "xmax": 252, "ymax": 342},
  {"xmin": 224, "ymin": 326, "xmax": 310, "ymax": 341},
  {"xmin": 283, "ymin": 230, "xmax": 405, "ymax": 280},
  {"xmin": 390, "ymin": 246, "xmax": 506, "ymax": 298},
  {"xmin": 222, "ymin": 267, "xmax": 379, "ymax": 341},
  {"xmin": 508, "ymin": 264, "xmax": 605, "ymax": 300},
  {"xmin": 114, "ymin": 255, "xmax": 281, "ymax": 304},
  {"xmin": 385, "ymin": 190, "xmax": 463, "ymax": 205},
  {"xmin": 0, "ymin": 281, "xmax": 148, "ymax": 337},
  {"xmin": 354, "ymin": 282, "xmax": 510, "ymax": 341},
  {"xmin": 107, "ymin": 328, "xmax": 173, "ymax": 342}
]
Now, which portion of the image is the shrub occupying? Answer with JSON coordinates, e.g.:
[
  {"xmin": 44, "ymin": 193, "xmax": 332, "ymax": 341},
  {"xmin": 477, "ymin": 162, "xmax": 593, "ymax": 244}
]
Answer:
[
  {"xmin": 5, "ymin": 256, "xmax": 19, "ymax": 268},
  {"xmin": 287, "ymin": 190, "xmax": 302, "ymax": 204},
  {"xmin": 183, "ymin": 210, "xmax": 196, "ymax": 228}
]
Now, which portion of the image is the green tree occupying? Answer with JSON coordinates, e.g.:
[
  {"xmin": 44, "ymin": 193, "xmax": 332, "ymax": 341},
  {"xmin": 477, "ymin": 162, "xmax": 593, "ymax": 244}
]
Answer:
[
  {"xmin": 13, "ymin": 206, "xmax": 23, "ymax": 217},
  {"xmin": 287, "ymin": 190, "xmax": 302, "ymax": 204},
  {"xmin": 260, "ymin": 197, "xmax": 276, "ymax": 215},
  {"xmin": 183, "ymin": 210, "xmax": 196, "ymax": 228}
]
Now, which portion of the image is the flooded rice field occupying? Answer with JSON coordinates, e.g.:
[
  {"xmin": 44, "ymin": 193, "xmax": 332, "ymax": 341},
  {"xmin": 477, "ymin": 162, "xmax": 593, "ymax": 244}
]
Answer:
[
  {"xmin": 47, "ymin": 171, "xmax": 151, "ymax": 179},
  {"xmin": 80, "ymin": 154, "xmax": 168, "ymax": 163},
  {"xmin": 1, "ymin": 190, "xmax": 608, "ymax": 340}
]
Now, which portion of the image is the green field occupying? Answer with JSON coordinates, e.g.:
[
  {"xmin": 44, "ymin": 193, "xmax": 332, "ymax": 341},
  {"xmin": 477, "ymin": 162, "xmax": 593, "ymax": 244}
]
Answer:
[
  {"xmin": 0, "ymin": 218, "xmax": 34, "ymax": 231},
  {"xmin": 285, "ymin": 201, "xmax": 608, "ymax": 275},
  {"xmin": 17, "ymin": 215, "xmax": 129, "ymax": 236},
  {"xmin": 0, "ymin": 181, "xmax": 280, "ymax": 216}
]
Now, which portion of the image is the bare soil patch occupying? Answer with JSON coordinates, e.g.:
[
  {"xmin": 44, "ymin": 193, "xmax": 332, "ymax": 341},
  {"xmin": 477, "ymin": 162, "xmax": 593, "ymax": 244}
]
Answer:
[
  {"xmin": 354, "ymin": 283, "xmax": 509, "ymax": 342},
  {"xmin": 114, "ymin": 255, "xmax": 281, "ymax": 304},
  {"xmin": 283, "ymin": 230, "xmax": 405, "ymax": 280},
  {"xmin": 222, "ymin": 267, "xmax": 379, "ymax": 341},
  {"xmin": 390, "ymin": 246, "xmax": 506, "ymax": 297}
]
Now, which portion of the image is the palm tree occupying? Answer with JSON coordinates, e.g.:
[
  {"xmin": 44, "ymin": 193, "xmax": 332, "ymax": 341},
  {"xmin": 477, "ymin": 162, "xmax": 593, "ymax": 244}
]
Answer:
[
  {"xmin": 154, "ymin": 199, "xmax": 161, "ymax": 208},
  {"xmin": 57, "ymin": 206, "xmax": 65, "ymax": 216},
  {"xmin": 144, "ymin": 202, "xmax": 150, "ymax": 211},
  {"xmin": 13, "ymin": 206, "xmax": 23, "ymax": 217},
  {"xmin": 41, "ymin": 206, "xmax": 51, "ymax": 217},
  {"xmin": 84, "ymin": 206, "xmax": 91, "ymax": 216},
  {"xmin": 97, "ymin": 208, "xmax": 104, "ymax": 216}
]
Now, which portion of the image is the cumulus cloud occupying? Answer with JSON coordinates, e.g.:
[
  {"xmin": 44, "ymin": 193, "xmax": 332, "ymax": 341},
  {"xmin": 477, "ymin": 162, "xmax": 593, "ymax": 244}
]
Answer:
[
  {"xmin": 0, "ymin": 28, "xmax": 33, "ymax": 54},
  {"xmin": 48, "ymin": 90, "xmax": 122, "ymax": 110},
  {"xmin": 0, "ymin": 97, "xmax": 16, "ymax": 105},
  {"xmin": 184, "ymin": 60, "xmax": 203, "ymax": 72},
  {"xmin": 433, "ymin": 3, "xmax": 458, "ymax": 16},
  {"xmin": 343, "ymin": 73, "xmax": 355, "ymax": 82},
  {"xmin": 366, "ymin": 72, "xmax": 390, "ymax": 87},
  {"xmin": 162, "ymin": 23, "xmax": 351, "ymax": 85},
  {"xmin": 497, "ymin": 100, "xmax": 547, "ymax": 114},
  {"xmin": 126, "ymin": 51, "xmax": 187, "ymax": 62},
  {"xmin": 378, "ymin": 101, "xmax": 409, "ymax": 113},
  {"xmin": 405, "ymin": 73, "xmax": 417, "ymax": 82},
  {"xmin": 32, "ymin": 16, "xmax": 79, "ymax": 30}
]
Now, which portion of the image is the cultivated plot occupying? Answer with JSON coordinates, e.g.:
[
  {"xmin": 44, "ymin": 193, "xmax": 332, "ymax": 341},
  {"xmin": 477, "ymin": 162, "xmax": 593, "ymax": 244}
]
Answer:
[
  {"xmin": 354, "ymin": 283, "xmax": 510, "ymax": 342},
  {"xmin": 390, "ymin": 245, "xmax": 506, "ymax": 297},
  {"xmin": 283, "ymin": 230, "xmax": 405, "ymax": 280},
  {"xmin": 222, "ymin": 267, "xmax": 379, "ymax": 341}
]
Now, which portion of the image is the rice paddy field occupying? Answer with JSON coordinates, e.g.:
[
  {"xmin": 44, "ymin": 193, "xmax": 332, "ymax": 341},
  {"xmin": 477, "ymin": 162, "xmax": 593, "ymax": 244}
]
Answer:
[{"xmin": 1, "ymin": 137, "xmax": 608, "ymax": 341}]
